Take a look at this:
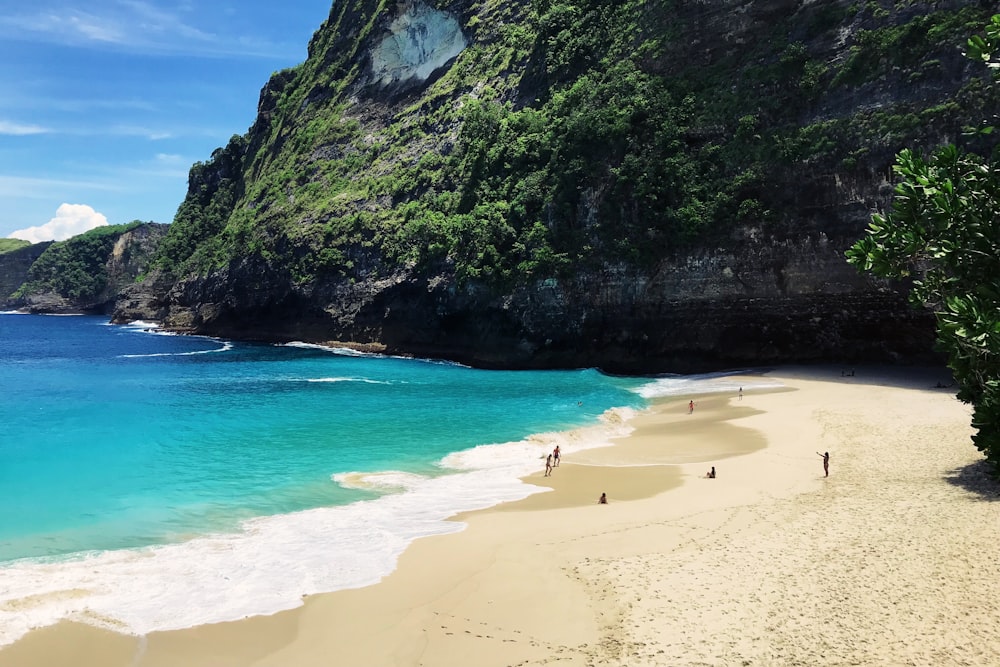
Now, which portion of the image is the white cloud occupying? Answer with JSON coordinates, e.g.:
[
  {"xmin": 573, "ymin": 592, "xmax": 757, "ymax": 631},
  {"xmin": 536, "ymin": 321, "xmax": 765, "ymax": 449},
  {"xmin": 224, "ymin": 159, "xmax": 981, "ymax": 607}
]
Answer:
[
  {"xmin": 0, "ymin": 120, "xmax": 49, "ymax": 135},
  {"xmin": 154, "ymin": 152, "xmax": 184, "ymax": 164},
  {"xmin": 9, "ymin": 203, "xmax": 109, "ymax": 243},
  {"xmin": 110, "ymin": 124, "xmax": 173, "ymax": 140}
]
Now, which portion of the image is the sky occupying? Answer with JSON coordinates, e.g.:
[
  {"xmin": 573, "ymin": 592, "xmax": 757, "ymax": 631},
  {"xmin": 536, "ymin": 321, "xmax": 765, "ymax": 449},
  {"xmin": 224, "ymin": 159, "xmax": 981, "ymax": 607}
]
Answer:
[{"xmin": 0, "ymin": 1, "xmax": 333, "ymax": 242}]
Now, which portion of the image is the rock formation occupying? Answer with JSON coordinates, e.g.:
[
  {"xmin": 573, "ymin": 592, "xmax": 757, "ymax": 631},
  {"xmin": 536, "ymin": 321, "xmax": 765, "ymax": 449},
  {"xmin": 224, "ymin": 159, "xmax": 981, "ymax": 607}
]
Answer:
[
  {"xmin": 2, "ymin": 223, "xmax": 168, "ymax": 315},
  {"xmin": 100, "ymin": 0, "xmax": 1000, "ymax": 371},
  {"xmin": 0, "ymin": 242, "xmax": 52, "ymax": 305}
]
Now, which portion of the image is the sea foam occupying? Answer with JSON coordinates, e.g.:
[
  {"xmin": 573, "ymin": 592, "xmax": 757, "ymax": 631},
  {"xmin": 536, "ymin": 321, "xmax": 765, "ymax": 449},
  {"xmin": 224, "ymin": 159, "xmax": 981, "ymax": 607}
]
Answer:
[{"xmin": 0, "ymin": 407, "xmax": 632, "ymax": 647}]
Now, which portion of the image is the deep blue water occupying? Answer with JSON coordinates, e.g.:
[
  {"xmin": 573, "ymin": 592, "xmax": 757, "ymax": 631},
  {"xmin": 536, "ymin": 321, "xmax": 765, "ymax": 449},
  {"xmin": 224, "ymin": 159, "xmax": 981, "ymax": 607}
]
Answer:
[{"xmin": 0, "ymin": 313, "xmax": 648, "ymax": 563}]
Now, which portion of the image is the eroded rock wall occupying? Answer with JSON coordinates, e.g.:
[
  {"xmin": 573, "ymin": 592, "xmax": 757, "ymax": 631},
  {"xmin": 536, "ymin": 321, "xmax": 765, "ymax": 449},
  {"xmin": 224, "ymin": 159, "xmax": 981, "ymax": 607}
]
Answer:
[
  {"xmin": 0, "ymin": 242, "xmax": 52, "ymax": 305},
  {"xmin": 109, "ymin": 0, "xmax": 960, "ymax": 371}
]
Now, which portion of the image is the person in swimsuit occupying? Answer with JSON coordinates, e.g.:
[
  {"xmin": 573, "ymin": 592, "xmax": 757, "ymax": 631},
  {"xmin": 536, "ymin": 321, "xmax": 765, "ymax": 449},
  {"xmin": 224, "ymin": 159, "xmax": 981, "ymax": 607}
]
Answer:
[
  {"xmin": 817, "ymin": 451, "xmax": 829, "ymax": 477},
  {"xmin": 598, "ymin": 492, "xmax": 607, "ymax": 504}
]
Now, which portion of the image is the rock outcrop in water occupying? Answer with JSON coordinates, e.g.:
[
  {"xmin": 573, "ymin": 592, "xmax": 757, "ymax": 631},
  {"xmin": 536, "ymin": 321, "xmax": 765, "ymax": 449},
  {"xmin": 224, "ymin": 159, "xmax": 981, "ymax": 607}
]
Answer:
[{"xmin": 54, "ymin": 1, "xmax": 1000, "ymax": 369}]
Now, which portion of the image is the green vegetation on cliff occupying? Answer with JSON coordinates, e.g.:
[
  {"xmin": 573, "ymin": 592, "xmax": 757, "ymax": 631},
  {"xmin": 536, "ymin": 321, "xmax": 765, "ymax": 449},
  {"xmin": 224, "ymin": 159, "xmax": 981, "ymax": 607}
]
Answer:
[
  {"xmin": 16, "ymin": 222, "xmax": 142, "ymax": 301},
  {"xmin": 156, "ymin": 0, "xmax": 999, "ymax": 293}
]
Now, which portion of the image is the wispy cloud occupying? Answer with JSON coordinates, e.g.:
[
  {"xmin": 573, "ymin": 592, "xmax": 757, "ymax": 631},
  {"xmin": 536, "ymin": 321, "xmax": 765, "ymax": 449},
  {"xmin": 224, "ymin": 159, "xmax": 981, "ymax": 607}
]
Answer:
[
  {"xmin": 0, "ymin": 1, "xmax": 300, "ymax": 58},
  {"xmin": 109, "ymin": 124, "xmax": 173, "ymax": 140},
  {"xmin": 1, "ymin": 10, "xmax": 125, "ymax": 45},
  {"xmin": 0, "ymin": 120, "xmax": 50, "ymax": 135},
  {"xmin": 0, "ymin": 175, "xmax": 122, "ymax": 198}
]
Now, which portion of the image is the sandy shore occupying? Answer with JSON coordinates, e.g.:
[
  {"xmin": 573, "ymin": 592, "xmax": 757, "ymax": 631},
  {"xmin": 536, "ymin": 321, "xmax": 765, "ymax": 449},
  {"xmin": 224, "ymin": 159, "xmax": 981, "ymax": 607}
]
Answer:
[{"xmin": 3, "ymin": 365, "xmax": 999, "ymax": 666}]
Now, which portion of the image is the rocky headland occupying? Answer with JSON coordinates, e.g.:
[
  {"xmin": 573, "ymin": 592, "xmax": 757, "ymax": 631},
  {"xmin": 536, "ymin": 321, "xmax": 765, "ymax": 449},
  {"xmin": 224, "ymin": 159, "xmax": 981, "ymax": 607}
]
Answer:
[{"xmin": 9, "ymin": 0, "xmax": 998, "ymax": 371}]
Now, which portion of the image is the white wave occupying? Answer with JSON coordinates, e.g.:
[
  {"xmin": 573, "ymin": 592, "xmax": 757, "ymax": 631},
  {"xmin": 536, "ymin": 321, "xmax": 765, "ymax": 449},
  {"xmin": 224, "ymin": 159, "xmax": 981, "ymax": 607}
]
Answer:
[
  {"xmin": 119, "ymin": 342, "xmax": 233, "ymax": 359},
  {"xmin": 281, "ymin": 341, "xmax": 381, "ymax": 357},
  {"xmin": 118, "ymin": 320, "xmax": 161, "ymax": 330},
  {"xmin": 441, "ymin": 406, "xmax": 637, "ymax": 472},
  {"xmin": 280, "ymin": 341, "xmax": 470, "ymax": 367},
  {"xmin": 304, "ymin": 377, "xmax": 392, "ymax": 385},
  {"xmin": 634, "ymin": 372, "xmax": 784, "ymax": 399},
  {"xmin": 0, "ymin": 392, "xmax": 639, "ymax": 647},
  {"xmin": 0, "ymin": 465, "xmax": 548, "ymax": 647},
  {"xmin": 333, "ymin": 470, "xmax": 431, "ymax": 492},
  {"xmin": 0, "ymin": 310, "xmax": 27, "ymax": 315}
]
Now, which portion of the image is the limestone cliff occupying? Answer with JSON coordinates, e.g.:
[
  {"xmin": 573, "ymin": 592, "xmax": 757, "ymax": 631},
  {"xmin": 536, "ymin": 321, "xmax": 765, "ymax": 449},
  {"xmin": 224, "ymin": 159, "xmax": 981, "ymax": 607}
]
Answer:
[
  {"xmin": 114, "ymin": 0, "xmax": 1000, "ymax": 371},
  {"xmin": 0, "ymin": 242, "xmax": 52, "ymax": 305},
  {"xmin": 5, "ymin": 223, "xmax": 168, "ymax": 314}
]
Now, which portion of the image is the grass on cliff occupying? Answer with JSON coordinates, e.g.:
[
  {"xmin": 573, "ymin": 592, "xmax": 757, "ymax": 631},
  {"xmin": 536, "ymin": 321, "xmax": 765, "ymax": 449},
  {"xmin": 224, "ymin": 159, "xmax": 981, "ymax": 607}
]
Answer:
[{"xmin": 0, "ymin": 239, "xmax": 30, "ymax": 254}]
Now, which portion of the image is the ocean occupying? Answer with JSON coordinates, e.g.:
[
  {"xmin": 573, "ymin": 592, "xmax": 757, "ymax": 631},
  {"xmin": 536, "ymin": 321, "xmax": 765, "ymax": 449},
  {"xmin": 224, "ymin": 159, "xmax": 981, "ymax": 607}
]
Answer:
[{"xmin": 0, "ymin": 312, "xmax": 763, "ymax": 645}]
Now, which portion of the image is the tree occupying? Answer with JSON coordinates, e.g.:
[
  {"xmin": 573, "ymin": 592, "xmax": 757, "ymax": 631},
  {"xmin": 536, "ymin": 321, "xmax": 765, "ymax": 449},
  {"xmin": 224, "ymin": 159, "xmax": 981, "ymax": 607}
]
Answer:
[{"xmin": 846, "ymin": 16, "xmax": 1000, "ymax": 472}]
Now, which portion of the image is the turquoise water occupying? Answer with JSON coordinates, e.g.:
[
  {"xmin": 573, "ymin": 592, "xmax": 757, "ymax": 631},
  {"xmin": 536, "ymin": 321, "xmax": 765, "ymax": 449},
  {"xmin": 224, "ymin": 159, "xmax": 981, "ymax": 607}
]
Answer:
[
  {"xmin": 0, "ymin": 313, "xmax": 648, "ymax": 563},
  {"xmin": 0, "ymin": 313, "xmax": 773, "ymax": 644}
]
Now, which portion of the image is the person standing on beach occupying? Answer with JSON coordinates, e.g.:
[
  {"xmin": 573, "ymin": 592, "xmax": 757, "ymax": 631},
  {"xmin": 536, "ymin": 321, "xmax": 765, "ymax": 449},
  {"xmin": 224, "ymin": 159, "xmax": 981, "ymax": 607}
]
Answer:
[
  {"xmin": 817, "ymin": 451, "xmax": 829, "ymax": 477},
  {"xmin": 738, "ymin": 387, "xmax": 743, "ymax": 400},
  {"xmin": 545, "ymin": 453, "xmax": 553, "ymax": 477},
  {"xmin": 553, "ymin": 445, "xmax": 561, "ymax": 467},
  {"xmin": 688, "ymin": 400, "xmax": 695, "ymax": 414}
]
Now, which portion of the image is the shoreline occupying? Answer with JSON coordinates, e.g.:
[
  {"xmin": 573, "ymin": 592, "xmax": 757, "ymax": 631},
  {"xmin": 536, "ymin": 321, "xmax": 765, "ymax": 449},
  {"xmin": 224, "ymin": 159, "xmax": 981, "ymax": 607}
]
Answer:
[{"xmin": 4, "ymin": 365, "xmax": 999, "ymax": 666}]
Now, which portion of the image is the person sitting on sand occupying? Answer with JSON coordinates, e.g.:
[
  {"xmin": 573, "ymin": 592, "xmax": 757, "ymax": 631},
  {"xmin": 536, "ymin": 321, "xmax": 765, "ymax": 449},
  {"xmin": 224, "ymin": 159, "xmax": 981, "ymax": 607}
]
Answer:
[
  {"xmin": 706, "ymin": 466, "xmax": 716, "ymax": 479},
  {"xmin": 598, "ymin": 492, "xmax": 607, "ymax": 504}
]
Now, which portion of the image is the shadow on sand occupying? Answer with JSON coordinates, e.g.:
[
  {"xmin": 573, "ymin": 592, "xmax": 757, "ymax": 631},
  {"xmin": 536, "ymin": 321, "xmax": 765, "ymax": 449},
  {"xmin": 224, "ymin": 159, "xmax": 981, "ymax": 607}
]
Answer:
[{"xmin": 944, "ymin": 458, "xmax": 1000, "ymax": 500}]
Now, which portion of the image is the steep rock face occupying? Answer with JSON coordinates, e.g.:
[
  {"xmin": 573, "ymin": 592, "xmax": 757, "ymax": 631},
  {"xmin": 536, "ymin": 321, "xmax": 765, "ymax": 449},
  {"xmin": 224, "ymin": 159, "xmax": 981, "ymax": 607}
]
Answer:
[
  {"xmin": 99, "ymin": 223, "xmax": 171, "ymax": 306},
  {"xmin": 370, "ymin": 2, "xmax": 467, "ymax": 87},
  {"xmin": 14, "ymin": 223, "xmax": 169, "ymax": 315},
  {"xmin": 0, "ymin": 242, "xmax": 52, "ymax": 304},
  {"xmin": 111, "ymin": 0, "xmax": 993, "ymax": 371}
]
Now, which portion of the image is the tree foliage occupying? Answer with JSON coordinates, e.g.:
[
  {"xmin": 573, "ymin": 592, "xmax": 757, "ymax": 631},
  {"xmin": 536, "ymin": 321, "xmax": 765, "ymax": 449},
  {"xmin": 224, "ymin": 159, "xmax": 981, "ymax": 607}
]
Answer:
[
  {"xmin": 18, "ymin": 222, "xmax": 142, "ymax": 301},
  {"xmin": 847, "ymin": 17, "xmax": 1000, "ymax": 472}
]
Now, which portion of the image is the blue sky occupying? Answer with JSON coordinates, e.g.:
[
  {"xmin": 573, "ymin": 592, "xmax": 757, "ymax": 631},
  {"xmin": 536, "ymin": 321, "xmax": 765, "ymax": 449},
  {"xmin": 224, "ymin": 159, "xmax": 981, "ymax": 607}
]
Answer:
[{"xmin": 1, "ymin": 1, "xmax": 332, "ymax": 242}]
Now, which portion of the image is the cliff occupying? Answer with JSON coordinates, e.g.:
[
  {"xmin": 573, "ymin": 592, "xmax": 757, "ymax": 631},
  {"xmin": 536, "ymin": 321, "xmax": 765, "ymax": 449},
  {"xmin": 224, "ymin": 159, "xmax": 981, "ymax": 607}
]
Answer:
[
  {"xmin": 115, "ymin": 0, "xmax": 1000, "ymax": 371},
  {"xmin": 0, "ymin": 242, "xmax": 52, "ymax": 305},
  {"xmin": 4, "ymin": 223, "xmax": 169, "ymax": 315}
]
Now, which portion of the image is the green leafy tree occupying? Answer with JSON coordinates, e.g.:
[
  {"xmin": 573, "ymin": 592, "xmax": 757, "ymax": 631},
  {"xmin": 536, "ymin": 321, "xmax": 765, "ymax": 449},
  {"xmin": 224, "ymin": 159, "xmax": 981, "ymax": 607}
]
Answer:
[{"xmin": 847, "ymin": 17, "xmax": 1000, "ymax": 472}]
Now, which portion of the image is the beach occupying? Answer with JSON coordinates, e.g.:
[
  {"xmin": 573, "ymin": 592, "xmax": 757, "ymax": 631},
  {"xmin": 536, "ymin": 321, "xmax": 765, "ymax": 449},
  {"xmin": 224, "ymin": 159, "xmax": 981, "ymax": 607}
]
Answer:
[{"xmin": 3, "ymin": 365, "xmax": 999, "ymax": 666}]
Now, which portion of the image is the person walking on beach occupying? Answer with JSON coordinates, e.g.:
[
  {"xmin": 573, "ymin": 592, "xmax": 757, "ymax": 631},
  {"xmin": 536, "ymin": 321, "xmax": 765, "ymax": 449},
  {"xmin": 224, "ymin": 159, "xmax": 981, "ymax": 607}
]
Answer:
[
  {"xmin": 553, "ymin": 445, "xmax": 561, "ymax": 467},
  {"xmin": 738, "ymin": 387, "xmax": 743, "ymax": 400},
  {"xmin": 688, "ymin": 400, "xmax": 695, "ymax": 414},
  {"xmin": 817, "ymin": 451, "xmax": 829, "ymax": 477},
  {"xmin": 545, "ymin": 453, "xmax": 553, "ymax": 477}
]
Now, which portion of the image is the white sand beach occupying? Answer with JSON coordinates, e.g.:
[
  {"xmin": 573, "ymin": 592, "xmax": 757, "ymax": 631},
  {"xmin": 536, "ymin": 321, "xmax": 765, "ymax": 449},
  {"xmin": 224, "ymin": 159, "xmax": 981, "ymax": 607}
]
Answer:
[{"xmin": 2, "ymin": 365, "xmax": 998, "ymax": 666}]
